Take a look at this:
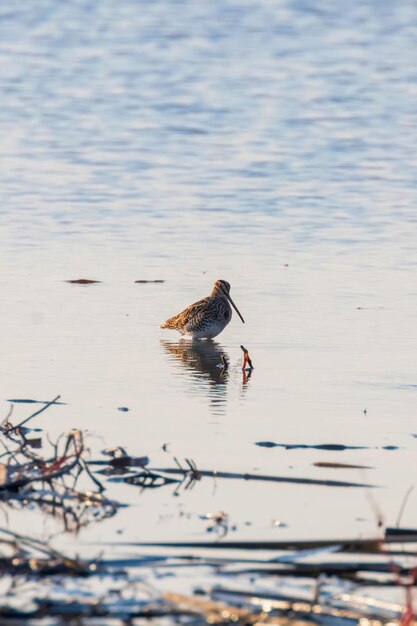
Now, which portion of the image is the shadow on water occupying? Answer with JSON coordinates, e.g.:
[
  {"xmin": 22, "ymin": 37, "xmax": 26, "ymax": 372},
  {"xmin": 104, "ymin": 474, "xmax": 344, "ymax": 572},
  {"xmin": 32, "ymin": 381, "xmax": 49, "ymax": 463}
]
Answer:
[{"xmin": 160, "ymin": 339, "xmax": 229, "ymax": 414}]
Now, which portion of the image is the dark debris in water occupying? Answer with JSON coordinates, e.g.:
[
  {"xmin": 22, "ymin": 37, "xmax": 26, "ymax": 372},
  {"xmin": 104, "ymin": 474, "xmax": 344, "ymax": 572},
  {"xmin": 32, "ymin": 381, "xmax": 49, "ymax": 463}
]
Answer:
[
  {"xmin": 255, "ymin": 441, "xmax": 400, "ymax": 451},
  {"xmin": 88, "ymin": 447, "xmax": 149, "ymax": 470},
  {"xmin": 66, "ymin": 278, "xmax": 101, "ymax": 284},
  {"xmin": 124, "ymin": 470, "xmax": 180, "ymax": 488},
  {"xmin": 137, "ymin": 458, "xmax": 376, "ymax": 490},
  {"xmin": 7, "ymin": 398, "xmax": 66, "ymax": 405},
  {"xmin": 125, "ymin": 530, "xmax": 417, "ymax": 554},
  {"xmin": 385, "ymin": 526, "xmax": 417, "ymax": 536},
  {"xmin": 313, "ymin": 462, "xmax": 374, "ymax": 469},
  {"xmin": 134, "ymin": 279, "xmax": 165, "ymax": 283}
]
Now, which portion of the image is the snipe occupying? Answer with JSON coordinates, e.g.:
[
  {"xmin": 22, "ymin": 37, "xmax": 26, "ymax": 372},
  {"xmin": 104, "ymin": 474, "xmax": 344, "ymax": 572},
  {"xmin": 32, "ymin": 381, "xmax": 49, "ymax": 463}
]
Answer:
[{"xmin": 160, "ymin": 279, "xmax": 245, "ymax": 339}]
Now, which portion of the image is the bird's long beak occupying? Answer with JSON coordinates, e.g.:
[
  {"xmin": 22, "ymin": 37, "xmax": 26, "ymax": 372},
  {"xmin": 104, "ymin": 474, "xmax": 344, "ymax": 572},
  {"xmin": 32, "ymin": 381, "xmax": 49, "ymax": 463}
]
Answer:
[{"xmin": 226, "ymin": 293, "xmax": 245, "ymax": 324}]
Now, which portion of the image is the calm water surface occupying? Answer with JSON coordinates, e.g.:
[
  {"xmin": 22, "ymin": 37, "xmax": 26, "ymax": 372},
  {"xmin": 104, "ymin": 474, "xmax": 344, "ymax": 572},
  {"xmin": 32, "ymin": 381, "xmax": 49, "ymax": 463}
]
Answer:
[{"xmin": 1, "ymin": 0, "xmax": 417, "ymax": 603}]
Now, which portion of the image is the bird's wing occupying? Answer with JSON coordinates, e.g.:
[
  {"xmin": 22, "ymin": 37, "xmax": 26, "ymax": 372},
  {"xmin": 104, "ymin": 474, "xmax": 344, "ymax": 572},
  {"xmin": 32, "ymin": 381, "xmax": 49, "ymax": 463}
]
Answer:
[{"xmin": 161, "ymin": 297, "xmax": 208, "ymax": 331}]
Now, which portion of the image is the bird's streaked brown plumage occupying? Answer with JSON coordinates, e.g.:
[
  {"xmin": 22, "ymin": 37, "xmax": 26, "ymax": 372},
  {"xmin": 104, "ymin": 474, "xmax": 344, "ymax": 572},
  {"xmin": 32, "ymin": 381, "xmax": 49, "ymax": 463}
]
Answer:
[{"xmin": 160, "ymin": 279, "xmax": 244, "ymax": 339}]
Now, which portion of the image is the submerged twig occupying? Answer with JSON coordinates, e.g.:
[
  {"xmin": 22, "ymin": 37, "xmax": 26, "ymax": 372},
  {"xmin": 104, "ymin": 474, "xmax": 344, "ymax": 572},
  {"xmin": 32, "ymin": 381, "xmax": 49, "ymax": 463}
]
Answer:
[
  {"xmin": 396, "ymin": 485, "xmax": 415, "ymax": 528},
  {"xmin": 5, "ymin": 395, "xmax": 61, "ymax": 433},
  {"xmin": 122, "ymin": 532, "xmax": 417, "ymax": 554},
  {"xmin": 146, "ymin": 465, "xmax": 376, "ymax": 489}
]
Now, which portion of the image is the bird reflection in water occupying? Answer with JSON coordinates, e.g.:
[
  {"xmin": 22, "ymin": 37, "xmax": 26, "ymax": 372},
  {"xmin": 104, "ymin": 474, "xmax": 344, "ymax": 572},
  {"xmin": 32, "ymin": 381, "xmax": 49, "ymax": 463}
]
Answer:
[{"xmin": 160, "ymin": 339, "xmax": 229, "ymax": 414}]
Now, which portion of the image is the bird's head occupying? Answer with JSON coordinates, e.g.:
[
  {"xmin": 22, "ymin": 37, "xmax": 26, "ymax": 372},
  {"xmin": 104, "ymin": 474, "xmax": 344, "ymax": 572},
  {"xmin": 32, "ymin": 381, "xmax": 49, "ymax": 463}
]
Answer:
[{"xmin": 212, "ymin": 279, "xmax": 245, "ymax": 324}]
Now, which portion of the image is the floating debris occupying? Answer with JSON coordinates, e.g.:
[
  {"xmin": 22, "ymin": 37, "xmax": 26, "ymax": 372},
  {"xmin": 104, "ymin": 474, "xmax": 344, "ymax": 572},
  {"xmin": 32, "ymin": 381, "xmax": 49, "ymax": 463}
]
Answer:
[
  {"xmin": 357, "ymin": 306, "xmax": 385, "ymax": 310},
  {"xmin": 135, "ymin": 279, "xmax": 165, "ymax": 283},
  {"xmin": 65, "ymin": 278, "xmax": 101, "ymax": 284},
  {"xmin": 124, "ymin": 470, "xmax": 180, "ymax": 489},
  {"xmin": 385, "ymin": 527, "xmax": 417, "ymax": 537},
  {"xmin": 313, "ymin": 462, "xmax": 374, "ymax": 469},
  {"xmin": 255, "ymin": 441, "xmax": 400, "ymax": 451},
  {"xmin": 272, "ymin": 519, "xmax": 287, "ymax": 528},
  {"xmin": 117, "ymin": 406, "xmax": 129, "ymax": 412},
  {"xmin": 26, "ymin": 436, "xmax": 42, "ymax": 448},
  {"xmin": 200, "ymin": 511, "xmax": 229, "ymax": 537},
  {"xmin": 2, "ymin": 394, "xmax": 62, "ymax": 431},
  {"xmin": 6, "ymin": 398, "xmax": 66, "ymax": 405},
  {"xmin": 123, "ymin": 531, "xmax": 417, "ymax": 554},
  {"xmin": 138, "ymin": 459, "xmax": 376, "ymax": 490},
  {"xmin": 88, "ymin": 447, "xmax": 149, "ymax": 470}
]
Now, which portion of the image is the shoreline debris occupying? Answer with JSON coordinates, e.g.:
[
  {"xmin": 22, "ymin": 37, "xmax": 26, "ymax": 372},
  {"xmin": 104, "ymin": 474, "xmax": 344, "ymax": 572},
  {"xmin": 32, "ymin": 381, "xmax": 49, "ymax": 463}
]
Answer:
[
  {"xmin": 0, "ymin": 399, "xmax": 414, "ymax": 624},
  {"xmin": 0, "ymin": 397, "xmax": 119, "ymax": 531}
]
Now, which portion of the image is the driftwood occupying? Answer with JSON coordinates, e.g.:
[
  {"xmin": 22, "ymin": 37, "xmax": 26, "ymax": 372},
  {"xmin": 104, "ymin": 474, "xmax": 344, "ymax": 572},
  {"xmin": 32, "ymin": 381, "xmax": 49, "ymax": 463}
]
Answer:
[
  {"xmin": 123, "ymin": 532, "xmax": 417, "ymax": 555},
  {"xmin": 145, "ymin": 464, "xmax": 377, "ymax": 489}
]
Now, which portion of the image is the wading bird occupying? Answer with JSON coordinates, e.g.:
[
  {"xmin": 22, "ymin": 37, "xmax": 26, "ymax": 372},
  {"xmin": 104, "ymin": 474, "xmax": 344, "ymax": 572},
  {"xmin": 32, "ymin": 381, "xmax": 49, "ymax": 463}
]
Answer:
[{"xmin": 160, "ymin": 279, "xmax": 245, "ymax": 339}]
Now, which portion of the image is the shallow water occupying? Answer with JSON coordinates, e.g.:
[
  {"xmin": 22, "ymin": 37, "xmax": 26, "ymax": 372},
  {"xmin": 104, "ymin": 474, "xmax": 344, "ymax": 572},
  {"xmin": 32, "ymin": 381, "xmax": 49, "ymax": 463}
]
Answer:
[{"xmin": 1, "ymin": 0, "xmax": 417, "ymax": 606}]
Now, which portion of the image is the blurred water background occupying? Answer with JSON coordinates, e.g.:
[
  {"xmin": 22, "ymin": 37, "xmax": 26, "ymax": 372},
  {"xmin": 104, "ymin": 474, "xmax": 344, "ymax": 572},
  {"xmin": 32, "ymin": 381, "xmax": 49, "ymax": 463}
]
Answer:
[{"xmin": 0, "ymin": 0, "xmax": 417, "ymax": 599}]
